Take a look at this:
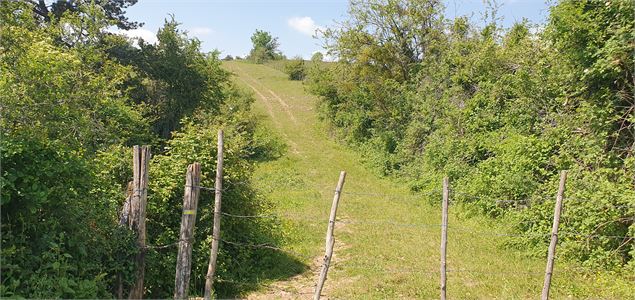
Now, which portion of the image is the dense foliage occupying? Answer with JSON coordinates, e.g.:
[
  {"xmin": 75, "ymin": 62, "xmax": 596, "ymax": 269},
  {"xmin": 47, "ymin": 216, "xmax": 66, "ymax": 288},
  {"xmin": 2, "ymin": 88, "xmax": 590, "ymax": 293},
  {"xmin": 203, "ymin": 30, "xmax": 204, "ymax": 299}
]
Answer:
[
  {"xmin": 1, "ymin": 1, "xmax": 278, "ymax": 298},
  {"xmin": 284, "ymin": 57, "xmax": 306, "ymax": 80},
  {"xmin": 107, "ymin": 17, "xmax": 230, "ymax": 139},
  {"xmin": 307, "ymin": 0, "xmax": 634, "ymax": 271},
  {"xmin": 31, "ymin": 0, "xmax": 141, "ymax": 30}
]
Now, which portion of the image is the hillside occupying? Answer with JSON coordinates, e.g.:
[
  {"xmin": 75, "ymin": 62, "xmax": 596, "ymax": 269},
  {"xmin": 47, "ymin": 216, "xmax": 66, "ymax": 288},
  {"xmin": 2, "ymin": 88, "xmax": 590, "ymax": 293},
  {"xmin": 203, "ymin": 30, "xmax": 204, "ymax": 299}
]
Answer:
[
  {"xmin": 222, "ymin": 61, "xmax": 633, "ymax": 299},
  {"xmin": 3, "ymin": 1, "xmax": 632, "ymax": 299}
]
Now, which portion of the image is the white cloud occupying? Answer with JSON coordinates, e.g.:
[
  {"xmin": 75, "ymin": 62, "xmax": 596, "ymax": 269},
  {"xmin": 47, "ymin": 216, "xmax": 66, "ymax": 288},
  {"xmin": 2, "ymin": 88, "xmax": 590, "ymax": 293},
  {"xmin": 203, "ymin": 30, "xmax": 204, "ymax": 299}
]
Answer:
[
  {"xmin": 190, "ymin": 27, "xmax": 214, "ymax": 37},
  {"xmin": 110, "ymin": 28, "xmax": 157, "ymax": 44},
  {"xmin": 288, "ymin": 16, "xmax": 323, "ymax": 36}
]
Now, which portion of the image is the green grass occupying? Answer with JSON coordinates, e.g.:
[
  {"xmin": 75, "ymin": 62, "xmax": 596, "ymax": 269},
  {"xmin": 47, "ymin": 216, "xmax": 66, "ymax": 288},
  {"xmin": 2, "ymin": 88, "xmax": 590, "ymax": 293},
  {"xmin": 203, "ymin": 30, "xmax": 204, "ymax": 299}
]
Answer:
[{"xmin": 222, "ymin": 60, "xmax": 634, "ymax": 299}]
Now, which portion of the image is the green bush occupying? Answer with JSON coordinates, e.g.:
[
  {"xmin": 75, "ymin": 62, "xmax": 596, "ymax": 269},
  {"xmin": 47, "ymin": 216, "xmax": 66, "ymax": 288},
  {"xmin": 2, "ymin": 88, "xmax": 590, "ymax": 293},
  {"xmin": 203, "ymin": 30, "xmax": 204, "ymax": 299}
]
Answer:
[
  {"xmin": 0, "ymin": 134, "xmax": 140, "ymax": 298},
  {"xmin": 143, "ymin": 87, "xmax": 283, "ymax": 298},
  {"xmin": 284, "ymin": 58, "xmax": 306, "ymax": 80},
  {"xmin": 1, "ymin": 1, "xmax": 283, "ymax": 297},
  {"xmin": 1, "ymin": 4, "xmax": 143, "ymax": 296}
]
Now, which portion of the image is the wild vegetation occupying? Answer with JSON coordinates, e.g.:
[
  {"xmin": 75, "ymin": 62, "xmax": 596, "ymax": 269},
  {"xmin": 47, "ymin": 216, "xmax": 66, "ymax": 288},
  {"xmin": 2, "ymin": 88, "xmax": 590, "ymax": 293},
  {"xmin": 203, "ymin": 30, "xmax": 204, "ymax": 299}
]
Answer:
[
  {"xmin": 225, "ymin": 58, "xmax": 633, "ymax": 299},
  {"xmin": 306, "ymin": 0, "xmax": 634, "ymax": 273},
  {"xmin": 0, "ymin": 1, "xmax": 279, "ymax": 298},
  {"xmin": 283, "ymin": 57, "xmax": 306, "ymax": 81},
  {"xmin": 1, "ymin": 0, "xmax": 633, "ymax": 298}
]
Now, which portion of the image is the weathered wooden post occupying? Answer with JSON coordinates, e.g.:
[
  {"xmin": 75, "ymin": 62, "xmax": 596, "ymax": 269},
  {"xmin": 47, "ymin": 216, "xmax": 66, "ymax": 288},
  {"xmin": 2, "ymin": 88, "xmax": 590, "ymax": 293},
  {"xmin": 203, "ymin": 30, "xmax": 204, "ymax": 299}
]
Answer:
[
  {"xmin": 129, "ymin": 145, "xmax": 150, "ymax": 299},
  {"xmin": 440, "ymin": 176, "xmax": 449, "ymax": 300},
  {"xmin": 313, "ymin": 171, "xmax": 346, "ymax": 300},
  {"xmin": 204, "ymin": 129, "xmax": 224, "ymax": 300},
  {"xmin": 174, "ymin": 163, "xmax": 202, "ymax": 299},
  {"xmin": 541, "ymin": 170, "xmax": 567, "ymax": 300}
]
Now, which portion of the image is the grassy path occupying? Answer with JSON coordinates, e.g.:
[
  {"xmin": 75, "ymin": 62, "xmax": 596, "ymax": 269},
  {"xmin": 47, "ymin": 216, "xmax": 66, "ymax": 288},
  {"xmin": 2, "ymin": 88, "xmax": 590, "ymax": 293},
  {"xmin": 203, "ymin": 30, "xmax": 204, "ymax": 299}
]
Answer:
[{"xmin": 222, "ymin": 61, "xmax": 631, "ymax": 299}]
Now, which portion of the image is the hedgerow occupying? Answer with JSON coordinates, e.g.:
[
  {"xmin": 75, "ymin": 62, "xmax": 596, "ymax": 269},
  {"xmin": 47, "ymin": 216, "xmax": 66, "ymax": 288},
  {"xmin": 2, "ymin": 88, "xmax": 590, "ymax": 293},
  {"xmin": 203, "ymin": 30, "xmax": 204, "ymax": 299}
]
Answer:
[
  {"xmin": 1, "ymin": 1, "xmax": 280, "ymax": 297},
  {"xmin": 307, "ymin": 0, "xmax": 634, "ymax": 271}
]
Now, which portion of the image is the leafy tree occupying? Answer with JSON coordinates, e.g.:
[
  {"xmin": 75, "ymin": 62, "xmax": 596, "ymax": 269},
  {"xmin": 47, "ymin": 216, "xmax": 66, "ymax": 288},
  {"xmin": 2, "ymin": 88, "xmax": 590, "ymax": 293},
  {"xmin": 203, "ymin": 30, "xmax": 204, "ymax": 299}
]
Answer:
[
  {"xmin": 323, "ymin": 0, "xmax": 444, "ymax": 82},
  {"xmin": 248, "ymin": 29, "xmax": 281, "ymax": 63},
  {"xmin": 29, "ymin": 0, "xmax": 141, "ymax": 29},
  {"xmin": 311, "ymin": 51, "xmax": 324, "ymax": 62},
  {"xmin": 311, "ymin": 0, "xmax": 445, "ymax": 149},
  {"xmin": 1, "ymin": 2, "xmax": 148, "ymax": 154},
  {"xmin": 115, "ymin": 17, "xmax": 230, "ymax": 139}
]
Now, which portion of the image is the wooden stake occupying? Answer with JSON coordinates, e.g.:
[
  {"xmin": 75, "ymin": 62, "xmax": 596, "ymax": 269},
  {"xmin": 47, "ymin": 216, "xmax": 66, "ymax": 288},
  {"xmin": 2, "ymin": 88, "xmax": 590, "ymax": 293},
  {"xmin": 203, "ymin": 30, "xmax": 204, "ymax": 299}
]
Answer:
[
  {"xmin": 541, "ymin": 170, "xmax": 567, "ymax": 300},
  {"xmin": 204, "ymin": 130, "xmax": 224, "ymax": 300},
  {"xmin": 314, "ymin": 171, "xmax": 346, "ymax": 300},
  {"xmin": 174, "ymin": 163, "xmax": 202, "ymax": 299},
  {"xmin": 440, "ymin": 176, "xmax": 449, "ymax": 300},
  {"xmin": 129, "ymin": 146, "xmax": 150, "ymax": 299}
]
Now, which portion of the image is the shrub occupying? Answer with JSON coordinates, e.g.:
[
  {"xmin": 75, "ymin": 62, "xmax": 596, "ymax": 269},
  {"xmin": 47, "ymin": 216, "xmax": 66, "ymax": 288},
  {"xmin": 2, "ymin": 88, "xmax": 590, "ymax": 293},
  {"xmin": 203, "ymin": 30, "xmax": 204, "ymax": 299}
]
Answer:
[
  {"xmin": 284, "ymin": 57, "xmax": 306, "ymax": 81},
  {"xmin": 1, "ymin": 2, "xmax": 282, "ymax": 298},
  {"xmin": 143, "ymin": 88, "xmax": 283, "ymax": 298}
]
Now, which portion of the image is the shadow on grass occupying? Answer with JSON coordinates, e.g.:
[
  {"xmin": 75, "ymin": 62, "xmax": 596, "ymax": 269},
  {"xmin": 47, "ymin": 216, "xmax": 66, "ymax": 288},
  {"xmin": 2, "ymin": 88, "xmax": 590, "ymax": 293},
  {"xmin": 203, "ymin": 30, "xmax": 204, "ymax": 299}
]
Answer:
[
  {"xmin": 207, "ymin": 111, "xmax": 310, "ymax": 298},
  {"xmin": 217, "ymin": 122, "xmax": 308, "ymax": 298},
  {"xmin": 249, "ymin": 115, "xmax": 288, "ymax": 163},
  {"xmin": 216, "ymin": 248, "xmax": 309, "ymax": 298}
]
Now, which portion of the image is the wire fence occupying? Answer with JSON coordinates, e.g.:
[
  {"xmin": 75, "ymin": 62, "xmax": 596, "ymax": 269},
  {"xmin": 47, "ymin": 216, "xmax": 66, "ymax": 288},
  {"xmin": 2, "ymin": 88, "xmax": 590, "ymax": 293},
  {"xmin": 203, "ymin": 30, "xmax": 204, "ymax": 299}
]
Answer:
[
  {"xmin": 195, "ymin": 179, "xmax": 635, "ymax": 212},
  {"xmin": 216, "ymin": 208, "xmax": 635, "ymax": 241},
  {"xmin": 178, "ymin": 181, "xmax": 635, "ymax": 243},
  {"xmin": 219, "ymin": 238, "xmax": 316, "ymax": 260},
  {"xmin": 165, "ymin": 181, "xmax": 635, "ymax": 243},
  {"xmin": 158, "ymin": 162, "xmax": 633, "ymax": 299},
  {"xmin": 330, "ymin": 262, "xmax": 597, "ymax": 278},
  {"xmin": 119, "ymin": 137, "xmax": 634, "ymax": 300}
]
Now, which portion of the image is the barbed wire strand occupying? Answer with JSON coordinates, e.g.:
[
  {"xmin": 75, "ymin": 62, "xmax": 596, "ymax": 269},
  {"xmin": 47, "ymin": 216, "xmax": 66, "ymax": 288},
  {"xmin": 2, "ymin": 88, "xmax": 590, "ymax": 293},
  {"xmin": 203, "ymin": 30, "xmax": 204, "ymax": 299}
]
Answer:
[
  {"xmin": 214, "ymin": 279, "xmax": 319, "ymax": 296},
  {"xmin": 449, "ymin": 190, "xmax": 632, "ymax": 206},
  {"xmin": 337, "ymin": 219, "xmax": 443, "ymax": 228},
  {"xmin": 219, "ymin": 212, "xmax": 634, "ymax": 240},
  {"xmin": 334, "ymin": 261, "xmax": 595, "ymax": 277},
  {"xmin": 221, "ymin": 211, "xmax": 327, "ymax": 223},
  {"xmin": 219, "ymin": 238, "xmax": 315, "ymax": 260}
]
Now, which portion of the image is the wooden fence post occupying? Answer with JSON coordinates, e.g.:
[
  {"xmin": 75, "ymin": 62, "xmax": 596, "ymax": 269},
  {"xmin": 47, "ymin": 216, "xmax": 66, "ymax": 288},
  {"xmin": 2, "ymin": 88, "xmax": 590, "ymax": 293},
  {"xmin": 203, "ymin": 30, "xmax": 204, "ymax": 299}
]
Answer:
[
  {"xmin": 204, "ymin": 129, "xmax": 224, "ymax": 300},
  {"xmin": 174, "ymin": 163, "xmax": 202, "ymax": 299},
  {"xmin": 313, "ymin": 171, "xmax": 346, "ymax": 300},
  {"xmin": 129, "ymin": 145, "xmax": 150, "ymax": 299},
  {"xmin": 541, "ymin": 170, "xmax": 567, "ymax": 300},
  {"xmin": 440, "ymin": 176, "xmax": 449, "ymax": 300}
]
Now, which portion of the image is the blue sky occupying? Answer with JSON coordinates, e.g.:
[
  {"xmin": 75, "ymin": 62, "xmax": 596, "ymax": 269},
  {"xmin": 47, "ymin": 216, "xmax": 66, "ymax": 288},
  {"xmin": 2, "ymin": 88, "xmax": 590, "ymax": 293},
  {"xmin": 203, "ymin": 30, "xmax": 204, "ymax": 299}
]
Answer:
[{"xmin": 120, "ymin": 0, "xmax": 553, "ymax": 59}]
